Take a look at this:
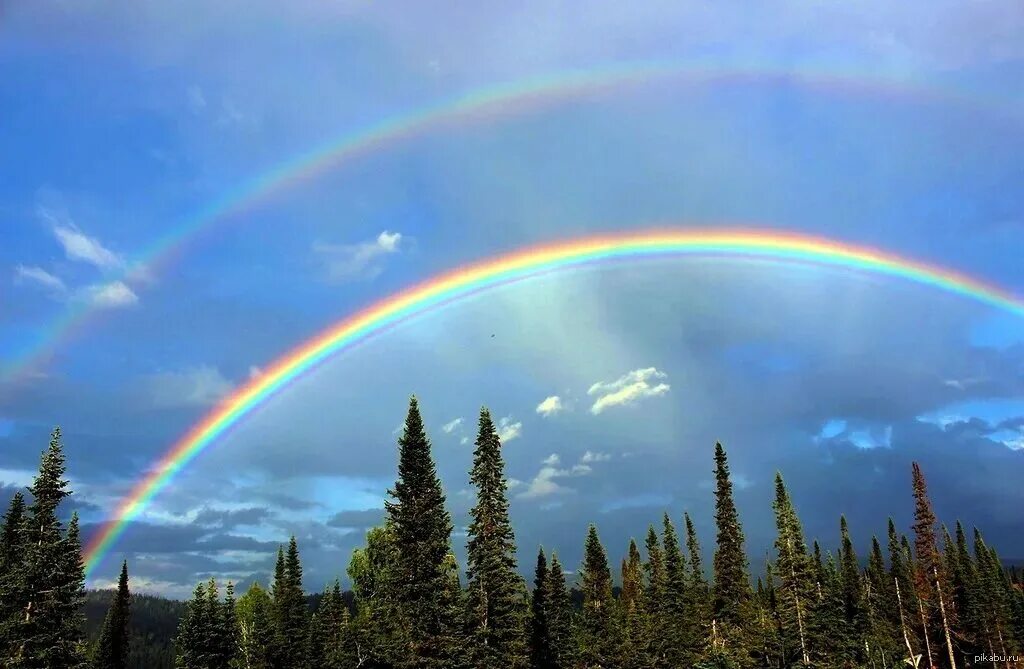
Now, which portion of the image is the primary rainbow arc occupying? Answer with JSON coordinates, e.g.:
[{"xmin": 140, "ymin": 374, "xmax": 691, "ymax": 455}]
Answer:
[{"xmin": 82, "ymin": 228, "xmax": 1024, "ymax": 576}]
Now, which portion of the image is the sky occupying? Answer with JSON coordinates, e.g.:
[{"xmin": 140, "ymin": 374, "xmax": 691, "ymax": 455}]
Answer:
[{"xmin": 2, "ymin": 0, "xmax": 1023, "ymax": 598}]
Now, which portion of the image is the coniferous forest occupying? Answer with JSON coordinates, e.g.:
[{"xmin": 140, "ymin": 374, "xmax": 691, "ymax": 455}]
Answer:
[{"xmin": 2, "ymin": 402, "xmax": 1023, "ymax": 669}]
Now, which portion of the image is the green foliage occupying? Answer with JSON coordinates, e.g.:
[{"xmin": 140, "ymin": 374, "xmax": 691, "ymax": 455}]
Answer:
[
  {"xmin": 465, "ymin": 408, "xmax": 527, "ymax": 669},
  {"xmin": 545, "ymin": 553, "xmax": 574, "ymax": 669},
  {"xmin": 384, "ymin": 397, "xmax": 460, "ymax": 668},
  {"xmin": 92, "ymin": 561, "xmax": 131, "ymax": 669},
  {"xmin": 236, "ymin": 582, "xmax": 274, "ymax": 669},
  {"xmin": 529, "ymin": 548, "xmax": 555, "ymax": 669},
  {"xmin": 574, "ymin": 525, "xmax": 621, "ymax": 667}
]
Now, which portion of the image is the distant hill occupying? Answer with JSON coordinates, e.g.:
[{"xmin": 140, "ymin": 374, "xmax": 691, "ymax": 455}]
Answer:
[{"xmin": 84, "ymin": 590, "xmax": 187, "ymax": 669}]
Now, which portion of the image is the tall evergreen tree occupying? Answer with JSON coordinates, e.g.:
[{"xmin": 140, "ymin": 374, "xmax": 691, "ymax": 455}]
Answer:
[
  {"xmin": 220, "ymin": 582, "xmax": 238, "ymax": 668},
  {"xmin": 311, "ymin": 580, "xmax": 346, "ymax": 668},
  {"xmin": 384, "ymin": 397, "xmax": 460, "ymax": 668},
  {"xmin": 464, "ymin": 408, "xmax": 526, "ymax": 669},
  {"xmin": 864, "ymin": 535, "xmax": 900, "ymax": 667},
  {"xmin": 530, "ymin": 548, "xmax": 554, "ymax": 669},
  {"xmin": 620, "ymin": 539, "xmax": 653, "ymax": 669},
  {"xmin": 684, "ymin": 510, "xmax": 711, "ymax": 651},
  {"xmin": 545, "ymin": 552, "xmax": 573, "ymax": 669},
  {"xmin": 660, "ymin": 514, "xmax": 688, "ymax": 666},
  {"xmin": 348, "ymin": 523, "xmax": 408, "ymax": 668},
  {"xmin": 275, "ymin": 537, "xmax": 309, "ymax": 669},
  {"xmin": 910, "ymin": 461, "xmax": 944, "ymax": 667},
  {"xmin": 0, "ymin": 491, "xmax": 27, "ymax": 657},
  {"xmin": 710, "ymin": 442, "xmax": 754, "ymax": 660},
  {"xmin": 643, "ymin": 525, "xmax": 668, "ymax": 668},
  {"xmin": 7, "ymin": 427, "xmax": 88, "ymax": 669},
  {"xmin": 92, "ymin": 560, "xmax": 131, "ymax": 669},
  {"xmin": 771, "ymin": 473, "xmax": 813, "ymax": 667},
  {"xmin": 838, "ymin": 516, "xmax": 869, "ymax": 663},
  {"xmin": 575, "ymin": 525, "xmax": 620, "ymax": 668}
]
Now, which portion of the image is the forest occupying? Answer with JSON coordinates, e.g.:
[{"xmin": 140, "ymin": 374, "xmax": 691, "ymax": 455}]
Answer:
[{"xmin": 1, "ymin": 398, "xmax": 1022, "ymax": 669}]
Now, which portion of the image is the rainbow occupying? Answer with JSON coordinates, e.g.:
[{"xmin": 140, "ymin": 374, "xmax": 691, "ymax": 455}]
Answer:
[
  {"xmin": 83, "ymin": 227, "xmax": 1024, "ymax": 575},
  {"xmin": 3, "ymin": 60, "xmax": 1010, "ymax": 383}
]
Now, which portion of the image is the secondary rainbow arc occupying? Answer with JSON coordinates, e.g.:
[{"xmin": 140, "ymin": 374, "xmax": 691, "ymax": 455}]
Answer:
[
  {"xmin": 4, "ymin": 60, "xmax": 1012, "ymax": 384},
  {"xmin": 82, "ymin": 228, "xmax": 1024, "ymax": 576}
]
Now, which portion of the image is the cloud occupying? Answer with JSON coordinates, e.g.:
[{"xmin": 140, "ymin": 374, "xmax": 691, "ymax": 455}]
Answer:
[
  {"xmin": 517, "ymin": 451, "xmax": 608, "ymax": 499},
  {"xmin": 442, "ymin": 417, "xmax": 464, "ymax": 434},
  {"xmin": 325, "ymin": 507, "xmax": 386, "ymax": 529},
  {"xmin": 497, "ymin": 416, "xmax": 522, "ymax": 443},
  {"xmin": 49, "ymin": 220, "xmax": 122, "ymax": 270},
  {"xmin": 588, "ymin": 367, "xmax": 671, "ymax": 414},
  {"xmin": 536, "ymin": 395, "xmax": 564, "ymax": 417},
  {"xmin": 14, "ymin": 265, "xmax": 67, "ymax": 295},
  {"xmin": 145, "ymin": 365, "xmax": 234, "ymax": 408},
  {"xmin": 313, "ymin": 230, "xmax": 403, "ymax": 281},
  {"xmin": 82, "ymin": 281, "xmax": 139, "ymax": 308}
]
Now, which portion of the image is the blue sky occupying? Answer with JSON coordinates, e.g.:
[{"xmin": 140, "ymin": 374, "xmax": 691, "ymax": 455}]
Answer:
[{"xmin": 2, "ymin": 0, "xmax": 1023, "ymax": 597}]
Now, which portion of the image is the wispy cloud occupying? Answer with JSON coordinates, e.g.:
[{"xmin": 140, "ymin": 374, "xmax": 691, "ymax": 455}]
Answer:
[
  {"xmin": 442, "ymin": 417, "xmax": 464, "ymax": 434},
  {"xmin": 82, "ymin": 281, "xmax": 139, "ymax": 308},
  {"xmin": 535, "ymin": 395, "xmax": 564, "ymax": 417},
  {"xmin": 588, "ymin": 367, "xmax": 670, "ymax": 415},
  {"xmin": 497, "ymin": 416, "xmax": 521, "ymax": 443},
  {"xmin": 313, "ymin": 230, "xmax": 403, "ymax": 281},
  {"xmin": 14, "ymin": 265, "xmax": 67, "ymax": 295},
  {"xmin": 144, "ymin": 365, "xmax": 234, "ymax": 408},
  {"xmin": 518, "ymin": 451, "xmax": 608, "ymax": 499},
  {"xmin": 46, "ymin": 215, "xmax": 123, "ymax": 271}
]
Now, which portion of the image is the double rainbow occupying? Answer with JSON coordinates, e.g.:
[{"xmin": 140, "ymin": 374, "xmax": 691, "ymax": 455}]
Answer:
[
  {"xmin": 4, "ymin": 60, "xmax": 1006, "ymax": 384},
  {"xmin": 82, "ymin": 228, "xmax": 1024, "ymax": 575}
]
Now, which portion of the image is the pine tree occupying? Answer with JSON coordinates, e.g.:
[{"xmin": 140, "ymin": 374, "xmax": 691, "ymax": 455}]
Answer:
[
  {"xmin": 974, "ymin": 530, "xmax": 1015, "ymax": 660},
  {"xmin": 273, "ymin": 536, "xmax": 309, "ymax": 669},
  {"xmin": 620, "ymin": 539, "xmax": 653, "ymax": 669},
  {"xmin": 545, "ymin": 552, "xmax": 573, "ymax": 669},
  {"xmin": 838, "ymin": 516, "xmax": 869, "ymax": 663},
  {"xmin": 221, "ymin": 582, "xmax": 238, "ymax": 668},
  {"xmin": 864, "ymin": 535, "xmax": 900, "ymax": 668},
  {"xmin": 660, "ymin": 514, "xmax": 688, "ymax": 666},
  {"xmin": 385, "ymin": 397, "xmax": 460, "ymax": 668},
  {"xmin": 910, "ymin": 461, "xmax": 943, "ymax": 668},
  {"xmin": 0, "ymin": 491, "xmax": 27, "ymax": 657},
  {"xmin": 530, "ymin": 548, "xmax": 554, "ymax": 669},
  {"xmin": 465, "ymin": 408, "xmax": 527, "ymax": 669},
  {"xmin": 950, "ymin": 521, "xmax": 982, "ymax": 657},
  {"xmin": 710, "ymin": 442, "xmax": 754, "ymax": 661},
  {"xmin": 771, "ymin": 473, "xmax": 813, "ymax": 667},
  {"xmin": 236, "ymin": 582, "xmax": 274, "ymax": 669},
  {"xmin": 684, "ymin": 511, "xmax": 711, "ymax": 656},
  {"xmin": 642, "ymin": 525, "xmax": 668, "ymax": 668},
  {"xmin": 92, "ymin": 560, "xmax": 131, "ymax": 669},
  {"xmin": 8, "ymin": 427, "xmax": 88, "ymax": 668},
  {"xmin": 311, "ymin": 580, "xmax": 345, "ymax": 668},
  {"xmin": 575, "ymin": 525, "xmax": 620, "ymax": 668},
  {"xmin": 176, "ymin": 582, "xmax": 210, "ymax": 669}
]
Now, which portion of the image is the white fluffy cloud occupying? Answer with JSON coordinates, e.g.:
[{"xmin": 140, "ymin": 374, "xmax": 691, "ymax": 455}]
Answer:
[
  {"xmin": 535, "ymin": 395, "xmax": 564, "ymax": 417},
  {"xmin": 313, "ymin": 230, "xmax": 403, "ymax": 281},
  {"xmin": 587, "ymin": 367, "xmax": 671, "ymax": 415},
  {"xmin": 14, "ymin": 265, "xmax": 67, "ymax": 295},
  {"xmin": 497, "ymin": 416, "xmax": 522, "ymax": 443},
  {"xmin": 145, "ymin": 365, "xmax": 234, "ymax": 408},
  {"xmin": 83, "ymin": 281, "xmax": 139, "ymax": 308},
  {"xmin": 50, "ymin": 221, "xmax": 123, "ymax": 270},
  {"xmin": 518, "ymin": 451, "xmax": 610, "ymax": 499},
  {"xmin": 442, "ymin": 417, "xmax": 464, "ymax": 434}
]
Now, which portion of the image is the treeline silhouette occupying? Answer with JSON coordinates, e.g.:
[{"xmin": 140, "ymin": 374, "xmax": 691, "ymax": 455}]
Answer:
[{"xmin": 1, "ymin": 402, "xmax": 1022, "ymax": 668}]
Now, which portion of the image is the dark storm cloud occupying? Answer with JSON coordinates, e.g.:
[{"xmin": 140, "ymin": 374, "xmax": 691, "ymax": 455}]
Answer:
[{"xmin": 193, "ymin": 506, "xmax": 273, "ymax": 529}]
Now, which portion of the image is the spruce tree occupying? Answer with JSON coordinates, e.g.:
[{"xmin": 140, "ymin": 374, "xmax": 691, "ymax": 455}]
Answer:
[
  {"xmin": 275, "ymin": 536, "xmax": 309, "ymax": 668},
  {"xmin": 684, "ymin": 510, "xmax": 711, "ymax": 654},
  {"xmin": 771, "ymin": 473, "xmax": 813, "ymax": 667},
  {"xmin": 311, "ymin": 581, "xmax": 345, "ymax": 668},
  {"xmin": 620, "ymin": 539, "xmax": 653, "ymax": 669},
  {"xmin": 530, "ymin": 548, "xmax": 554, "ymax": 669},
  {"xmin": 643, "ymin": 525, "xmax": 668, "ymax": 668},
  {"xmin": 0, "ymin": 491, "xmax": 27, "ymax": 657},
  {"xmin": 545, "ymin": 552, "xmax": 574, "ymax": 669},
  {"xmin": 8, "ymin": 427, "xmax": 88, "ymax": 668},
  {"xmin": 175, "ymin": 582, "xmax": 209, "ymax": 669},
  {"xmin": 709, "ymin": 442, "xmax": 754, "ymax": 660},
  {"xmin": 93, "ymin": 560, "xmax": 131, "ymax": 669},
  {"xmin": 465, "ymin": 408, "xmax": 526, "ymax": 669},
  {"xmin": 348, "ymin": 523, "xmax": 408, "ymax": 667},
  {"xmin": 865, "ymin": 535, "xmax": 900, "ymax": 667},
  {"xmin": 575, "ymin": 525, "xmax": 620, "ymax": 668},
  {"xmin": 384, "ymin": 397, "xmax": 459, "ymax": 668},
  {"xmin": 220, "ymin": 582, "xmax": 238, "ymax": 668},
  {"xmin": 910, "ymin": 461, "xmax": 942, "ymax": 666},
  {"xmin": 838, "ymin": 516, "xmax": 868, "ymax": 663},
  {"xmin": 660, "ymin": 514, "xmax": 687, "ymax": 666}
]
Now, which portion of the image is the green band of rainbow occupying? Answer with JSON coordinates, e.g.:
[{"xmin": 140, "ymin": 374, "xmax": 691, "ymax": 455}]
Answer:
[
  {"xmin": 82, "ymin": 228, "xmax": 1024, "ymax": 576},
  {"xmin": 4, "ymin": 60, "xmax": 1009, "ymax": 384}
]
